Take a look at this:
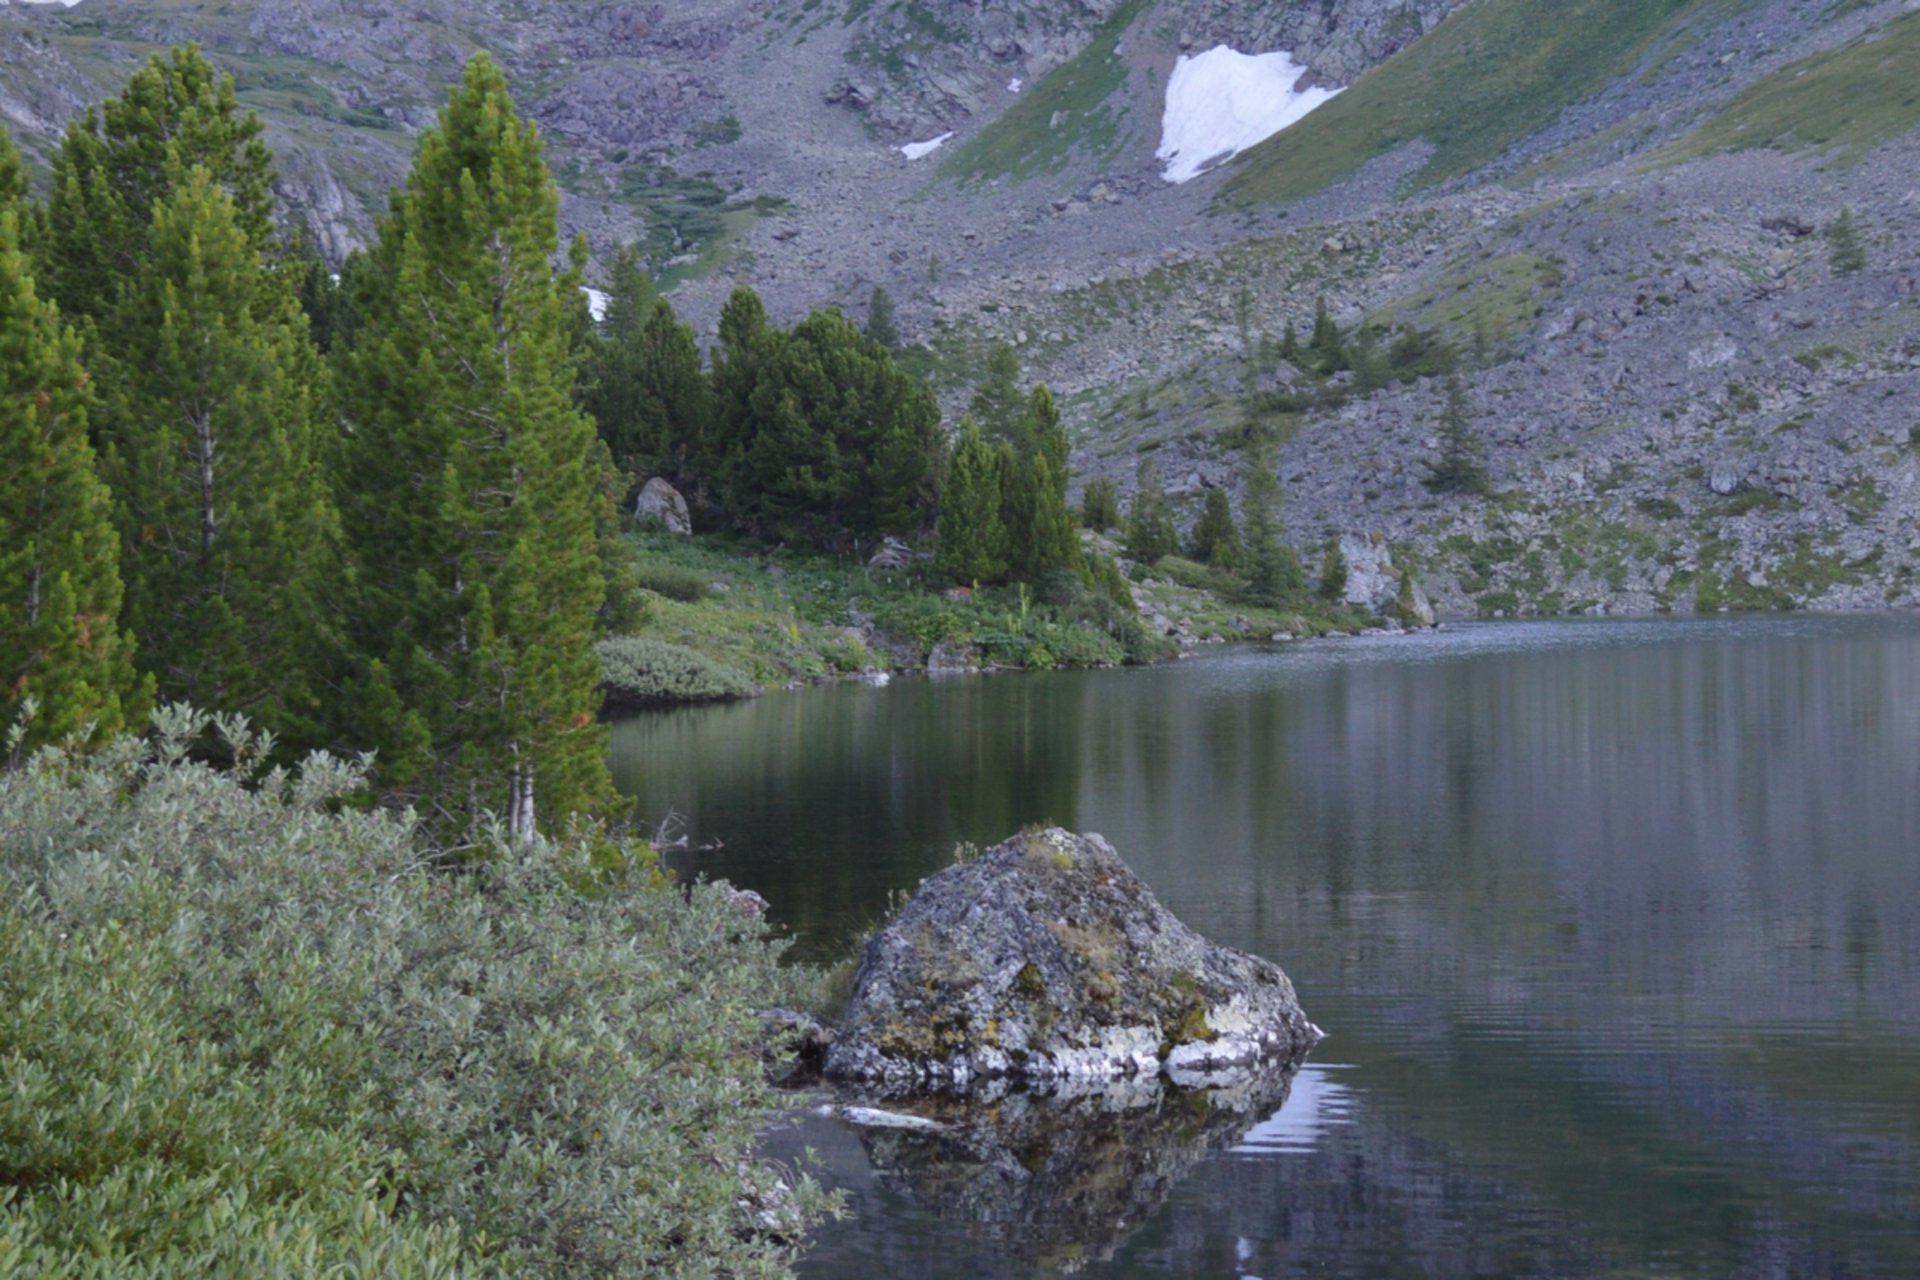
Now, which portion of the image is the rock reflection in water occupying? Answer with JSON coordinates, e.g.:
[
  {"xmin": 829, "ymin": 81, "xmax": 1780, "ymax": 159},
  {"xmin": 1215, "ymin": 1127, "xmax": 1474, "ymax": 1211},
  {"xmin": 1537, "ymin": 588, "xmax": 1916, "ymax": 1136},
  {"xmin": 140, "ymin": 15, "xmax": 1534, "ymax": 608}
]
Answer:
[{"xmin": 834, "ymin": 1066, "xmax": 1303, "ymax": 1271}]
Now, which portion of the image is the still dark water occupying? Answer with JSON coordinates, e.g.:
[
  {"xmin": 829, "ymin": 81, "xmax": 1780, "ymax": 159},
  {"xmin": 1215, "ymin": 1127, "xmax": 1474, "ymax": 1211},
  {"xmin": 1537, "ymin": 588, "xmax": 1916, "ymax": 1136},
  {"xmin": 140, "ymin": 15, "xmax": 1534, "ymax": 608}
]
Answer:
[{"xmin": 609, "ymin": 616, "xmax": 1920, "ymax": 1279}]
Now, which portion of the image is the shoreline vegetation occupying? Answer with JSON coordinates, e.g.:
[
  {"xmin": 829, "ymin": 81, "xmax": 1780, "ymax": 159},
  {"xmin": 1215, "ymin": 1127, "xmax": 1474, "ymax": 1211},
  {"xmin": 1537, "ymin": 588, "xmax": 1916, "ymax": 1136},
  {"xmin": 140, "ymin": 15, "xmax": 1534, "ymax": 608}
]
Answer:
[
  {"xmin": 0, "ymin": 44, "xmax": 1377, "ymax": 1277},
  {"xmin": 595, "ymin": 527, "xmax": 1389, "ymax": 710}
]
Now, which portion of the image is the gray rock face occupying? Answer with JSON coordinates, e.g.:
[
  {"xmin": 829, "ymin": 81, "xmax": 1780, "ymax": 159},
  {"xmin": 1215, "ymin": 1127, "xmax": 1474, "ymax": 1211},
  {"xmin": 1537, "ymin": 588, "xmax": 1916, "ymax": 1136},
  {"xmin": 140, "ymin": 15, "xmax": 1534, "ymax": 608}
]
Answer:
[
  {"xmin": 634, "ymin": 476, "xmax": 692, "ymax": 534},
  {"xmin": 1340, "ymin": 534, "xmax": 1437, "ymax": 627},
  {"xmin": 824, "ymin": 828, "xmax": 1321, "ymax": 1091}
]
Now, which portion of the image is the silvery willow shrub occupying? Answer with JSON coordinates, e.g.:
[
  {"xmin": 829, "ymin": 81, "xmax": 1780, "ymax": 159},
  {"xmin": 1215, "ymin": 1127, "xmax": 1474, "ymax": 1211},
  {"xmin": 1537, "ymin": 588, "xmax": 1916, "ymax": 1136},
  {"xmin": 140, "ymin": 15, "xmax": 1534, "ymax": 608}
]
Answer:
[
  {"xmin": 596, "ymin": 636, "xmax": 760, "ymax": 708},
  {"xmin": 0, "ymin": 707, "xmax": 834, "ymax": 1277}
]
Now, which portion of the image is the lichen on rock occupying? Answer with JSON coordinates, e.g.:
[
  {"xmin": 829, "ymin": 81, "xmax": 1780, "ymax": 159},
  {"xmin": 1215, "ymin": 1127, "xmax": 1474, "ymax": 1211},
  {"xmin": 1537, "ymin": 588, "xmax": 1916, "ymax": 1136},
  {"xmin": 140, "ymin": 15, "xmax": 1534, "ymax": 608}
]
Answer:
[{"xmin": 824, "ymin": 827, "xmax": 1321, "ymax": 1090}]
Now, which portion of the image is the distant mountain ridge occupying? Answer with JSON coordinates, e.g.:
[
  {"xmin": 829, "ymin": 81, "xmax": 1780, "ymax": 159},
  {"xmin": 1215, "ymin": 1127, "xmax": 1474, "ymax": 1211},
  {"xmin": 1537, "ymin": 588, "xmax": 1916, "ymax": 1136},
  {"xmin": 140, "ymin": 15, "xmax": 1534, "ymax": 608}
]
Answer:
[{"xmin": 3, "ymin": 0, "xmax": 1918, "ymax": 616}]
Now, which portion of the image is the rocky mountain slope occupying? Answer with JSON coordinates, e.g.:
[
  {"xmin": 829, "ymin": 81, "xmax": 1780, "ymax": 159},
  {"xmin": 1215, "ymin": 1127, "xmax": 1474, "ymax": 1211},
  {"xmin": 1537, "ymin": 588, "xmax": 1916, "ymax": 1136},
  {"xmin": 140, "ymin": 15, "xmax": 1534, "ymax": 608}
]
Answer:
[{"xmin": 3, "ymin": 0, "xmax": 1917, "ymax": 616}]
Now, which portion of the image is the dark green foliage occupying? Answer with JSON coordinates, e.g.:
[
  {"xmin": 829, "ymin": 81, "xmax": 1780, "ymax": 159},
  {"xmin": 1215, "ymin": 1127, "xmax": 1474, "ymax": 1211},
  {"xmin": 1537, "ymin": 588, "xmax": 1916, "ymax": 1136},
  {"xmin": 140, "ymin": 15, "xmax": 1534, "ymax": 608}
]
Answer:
[
  {"xmin": 739, "ymin": 307, "xmax": 943, "ymax": 546},
  {"xmin": 590, "ymin": 295, "xmax": 713, "ymax": 487},
  {"xmin": 1123, "ymin": 459, "xmax": 1178, "ymax": 564},
  {"xmin": 335, "ymin": 54, "xmax": 614, "ymax": 838},
  {"xmin": 0, "ymin": 211, "xmax": 149, "ymax": 753},
  {"xmin": 1426, "ymin": 375, "xmax": 1492, "ymax": 496},
  {"xmin": 596, "ymin": 636, "xmax": 758, "ymax": 707},
  {"xmin": 1387, "ymin": 323, "xmax": 1457, "ymax": 379},
  {"xmin": 0, "ymin": 711, "xmax": 830, "ymax": 1276},
  {"xmin": 1187, "ymin": 486, "xmax": 1243, "ymax": 571},
  {"xmin": 0, "ymin": 133, "xmax": 23, "ymax": 208},
  {"xmin": 580, "ymin": 247, "xmax": 714, "ymax": 492},
  {"xmin": 1026, "ymin": 453, "xmax": 1081, "ymax": 578},
  {"xmin": 43, "ymin": 45, "xmax": 276, "ymax": 330},
  {"xmin": 708, "ymin": 283, "xmax": 774, "ymax": 511},
  {"xmin": 281, "ymin": 225, "xmax": 353, "ymax": 355},
  {"xmin": 937, "ymin": 420, "xmax": 1007, "ymax": 584},
  {"xmin": 998, "ymin": 385, "xmax": 1078, "ymax": 581},
  {"xmin": 1080, "ymin": 475, "xmax": 1121, "ymax": 531},
  {"xmin": 1308, "ymin": 295, "xmax": 1346, "ymax": 374},
  {"xmin": 866, "ymin": 283, "xmax": 900, "ymax": 348},
  {"xmin": 1826, "ymin": 207, "xmax": 1866, "ymax": 276},
  {"xmin": 94, "ymin": 167, "xmax": 339, "ymax": 744},
  {"xmin": 587, "ymin": 438, "xmax": 650, "ymax": 635},
  {"xmin": 1278, "ymin": 318, "xmax": 1301, "ymax": 364},
  {"xmin": 633, "ymin": 559, "xmax": 710, "ymax": 602},
  {"xmin": 969, "ymin": 343, "xmax": 1026, "ymax": 445},
  {"xmin": 1347, "ymin": 325, "xmax": 1387, "ymax": 394},
  {"xmin": 1241, "ymin": 458, "xmax": 1304, "ymax": 608},
  {"xmin": 1317, "ymin": 537, "xmax": 1350, "ymax": 602}
]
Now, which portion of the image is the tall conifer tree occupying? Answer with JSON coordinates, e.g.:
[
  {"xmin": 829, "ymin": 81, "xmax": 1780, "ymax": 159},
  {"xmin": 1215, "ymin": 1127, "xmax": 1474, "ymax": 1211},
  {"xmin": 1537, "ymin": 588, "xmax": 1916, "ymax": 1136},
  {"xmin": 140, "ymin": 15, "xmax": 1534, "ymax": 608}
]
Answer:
[
  {"xmin": 969, "ymin": 343, "xmax": 1026, "ymax": 446},
  {"xmin": 0, "ymin": 207, "xmax": 149, "ymax": 752},
  {"xmin": 937, "ymin": 421, "xmax": 1006, "ymax": 585},
  {"xmin": 707, "ymin": 284, "xmax": 774, "ymax": 516},
  {"xmin": 1123, "ymin": 459, "xmax": 1178, "ymax": 564},
  {"xmin": 93, "ymin": 168, "xmax": 337, "ymax": 739},
  {"xmin": 43, "ymin": 45, "xmax": 275, "ymax": 330},
  {"xmin": 336, "ymin": 54, "xmax": 614, "ymax": 839}
]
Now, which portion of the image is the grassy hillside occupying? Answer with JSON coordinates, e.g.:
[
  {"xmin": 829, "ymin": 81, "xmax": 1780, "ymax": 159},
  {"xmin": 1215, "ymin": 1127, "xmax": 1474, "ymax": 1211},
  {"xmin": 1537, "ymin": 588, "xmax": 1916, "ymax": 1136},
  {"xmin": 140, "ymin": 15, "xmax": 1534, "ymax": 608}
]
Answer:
[
  {"xmin": 1656, "ymin": 10, "xmax": 1920, "ymax": 166},
  {"xmin": 936, "ymin": 0, "xmax": 1149, "ymax": 185},
  {"xmin": 1218, "ymin": 0, "xmax": 1729, "ymax": 208}
]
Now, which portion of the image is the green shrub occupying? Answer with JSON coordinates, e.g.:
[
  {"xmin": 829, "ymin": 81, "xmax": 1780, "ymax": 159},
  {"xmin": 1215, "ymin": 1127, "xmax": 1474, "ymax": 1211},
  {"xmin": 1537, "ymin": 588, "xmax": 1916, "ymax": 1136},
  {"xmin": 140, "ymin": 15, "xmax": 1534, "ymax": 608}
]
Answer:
[
  {"xmin": 633, "ymin": 560, "xmax": 710, "ymax": 602},
  {"xmin": 869, "ymin": 594, "xmax": 968, "ymax": 654},
  {"xmin": 0, "ymin": 709, "xmax": 831, "ymax": 1278},
  {"xmin": 597, "ymin": 636, "xmax": 760, "ymax": 708}
]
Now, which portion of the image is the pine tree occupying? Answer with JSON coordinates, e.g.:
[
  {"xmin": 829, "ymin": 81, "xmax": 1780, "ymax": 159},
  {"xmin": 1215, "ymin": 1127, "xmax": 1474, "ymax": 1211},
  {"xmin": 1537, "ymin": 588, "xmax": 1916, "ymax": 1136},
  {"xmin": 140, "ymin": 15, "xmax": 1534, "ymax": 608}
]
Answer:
[
  {"xmin": 1827, "ymin": 207, "xmax": 1866, "ymax": 277},
  {"xmin": 1425, "ymin": 375, "xmax": 1491, "ymax": 496},
  {"xmin": 1188, "ymin": 486, "xmax": 1243, "ymax": 571},
  {"xmin": 1123, "ymin": 459, "xmax": 1178, "ymax": 564},
  {"xmin": 741, "ymin": 307, "xmax": 941, "ymax": 547},
  {"xmin": 1023, "ymin": 383, "xmax": 1069, "ymax": 481},
  {"xmin": 1080, "ymin": 476, "xmax": 1120, "ymax": 531},
  {"xmin": 937, "ymin": 421, "xmax": 1006, "ymax": 585},
  {"xmin": 1317, "ymin": 536, "xmax": 1349, "ymax": 603},
  {"xmin": 0, "ymin": 127, "xmax": 27, "ymax": 211},
  {"xmin": 582, "ymin": 276, "xmax": 712, "ymax": 490},
  {"xmin": 1348, "ymin": 325, "xmax": 1387, "ymax": 394},
  {"xmin": 969, "ymin": 343, "xmax": 1026, "ymax": 446},
  {"xmin": 1026, "ymin": 452, "xmax": 1080, "ymax": 579},
  {"xmin": 335, "ymin": 54, "xmax": 615, "ymax": 840},
  {"xmin": 1278, "ymin": 318, "xmax": 1301, "ymax": 364},
  {"xmin": 1308, "ymin": 295, "xmax": 1346, "ymax": 375},
  {"xmin": 707, "ymin": 283, "xmax": 774, "ymax": 517},
  {"xmin": 43, "ymin": 45, "xmax": 275, "ymax": 330},
  {"xmin": 866, "ymin": 284, "xmax": 900, "ymax": 348},
  {"xmin": 91, "ymin": 168, "xmax": 338, "ymax": 743},
  {"xmin": 1242, "ymin": 458, "xmax": 1304, "ymax": 608},
  {"xmin": 0, "ymin": 209, "xmax": 149, "ymax": 752}
]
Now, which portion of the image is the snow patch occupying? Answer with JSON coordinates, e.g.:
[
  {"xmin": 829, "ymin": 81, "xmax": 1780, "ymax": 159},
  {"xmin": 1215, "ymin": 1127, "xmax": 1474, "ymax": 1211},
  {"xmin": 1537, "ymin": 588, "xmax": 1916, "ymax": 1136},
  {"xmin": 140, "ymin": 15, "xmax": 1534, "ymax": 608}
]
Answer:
[
  {"xmin": 583, "ymin": 287, "xmax": 609, "ymax": 322},
  {"xmin": 1007, "ymin": 77, "xmax": 1023, "ymax": 94},
  {"xmin": 14, "ymin": 1, "xmax": 86, "ymax": 7},
  {"xmin": 897, "ymin": 132, "xmax": 953, "ymax": 161},
  {"xmin": 1156, "ymin": 46, "xmax": 1340, "ymax": 185}
]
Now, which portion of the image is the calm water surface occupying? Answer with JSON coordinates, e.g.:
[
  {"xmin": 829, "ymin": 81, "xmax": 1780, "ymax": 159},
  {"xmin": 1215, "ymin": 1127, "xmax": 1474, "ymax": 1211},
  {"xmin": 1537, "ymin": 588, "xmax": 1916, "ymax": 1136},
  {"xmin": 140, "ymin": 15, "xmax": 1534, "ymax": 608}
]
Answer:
[{"xmin": 609, "ymin": 616, "xmax": 1920, "ymax": 1278}]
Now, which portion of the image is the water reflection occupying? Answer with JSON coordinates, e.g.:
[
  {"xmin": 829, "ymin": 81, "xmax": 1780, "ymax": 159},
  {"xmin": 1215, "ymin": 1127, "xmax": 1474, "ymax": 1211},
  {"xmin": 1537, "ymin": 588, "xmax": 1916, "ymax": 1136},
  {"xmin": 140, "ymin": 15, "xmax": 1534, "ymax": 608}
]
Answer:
[
  {"xmin": 612, "ymin": 615, "xmax": 1920, "ymax": 1277},
  {"xmin": 803, "ymin": 1068, "xmax": 1305, "ymax": 1272}
]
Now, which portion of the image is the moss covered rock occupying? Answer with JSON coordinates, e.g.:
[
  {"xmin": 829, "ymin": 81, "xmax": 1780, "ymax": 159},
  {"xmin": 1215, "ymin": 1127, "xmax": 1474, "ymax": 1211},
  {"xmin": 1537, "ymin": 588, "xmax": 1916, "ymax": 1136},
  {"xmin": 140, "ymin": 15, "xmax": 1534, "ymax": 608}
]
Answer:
[{"xmin": 825, "ymin": 828, "xmax": 1321, "ymax": 1090}]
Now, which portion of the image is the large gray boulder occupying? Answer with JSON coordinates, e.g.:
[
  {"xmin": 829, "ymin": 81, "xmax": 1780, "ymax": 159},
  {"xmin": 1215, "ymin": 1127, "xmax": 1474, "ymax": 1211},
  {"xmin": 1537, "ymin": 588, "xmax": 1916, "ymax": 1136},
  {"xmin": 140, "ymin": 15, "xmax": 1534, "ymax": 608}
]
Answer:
[
  {"xmin": 634, "ymin": 477, "xmax": 692, "ymax": 534},
  {"xmin": 824, "ymin": 828, "xmax": 1321, "ymax": 1090}
]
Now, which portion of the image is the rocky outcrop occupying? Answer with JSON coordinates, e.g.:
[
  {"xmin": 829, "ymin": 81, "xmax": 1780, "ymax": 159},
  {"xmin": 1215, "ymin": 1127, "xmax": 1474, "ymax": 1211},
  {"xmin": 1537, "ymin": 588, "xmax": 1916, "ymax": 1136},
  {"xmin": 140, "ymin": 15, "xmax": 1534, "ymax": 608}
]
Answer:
[
  {"xmin": 824, "ymin": 828, "xmax": 1321, "ymax": 1090},
  {"xmin": 1340, "ymin": 533, "xmax": 1437, "ymax": 628},
  {"xmin": 634, "ymin": 476, "xmax": 692, "ymax": 534}
]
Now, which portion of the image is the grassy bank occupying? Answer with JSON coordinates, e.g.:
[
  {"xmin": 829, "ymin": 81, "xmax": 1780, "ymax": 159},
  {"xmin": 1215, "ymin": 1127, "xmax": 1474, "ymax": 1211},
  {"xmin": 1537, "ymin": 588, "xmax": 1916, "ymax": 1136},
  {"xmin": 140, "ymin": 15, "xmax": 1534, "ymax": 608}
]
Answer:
[{"xmin": 599, "ymin": 530, "xmax": 1380, "ymax": 707}]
